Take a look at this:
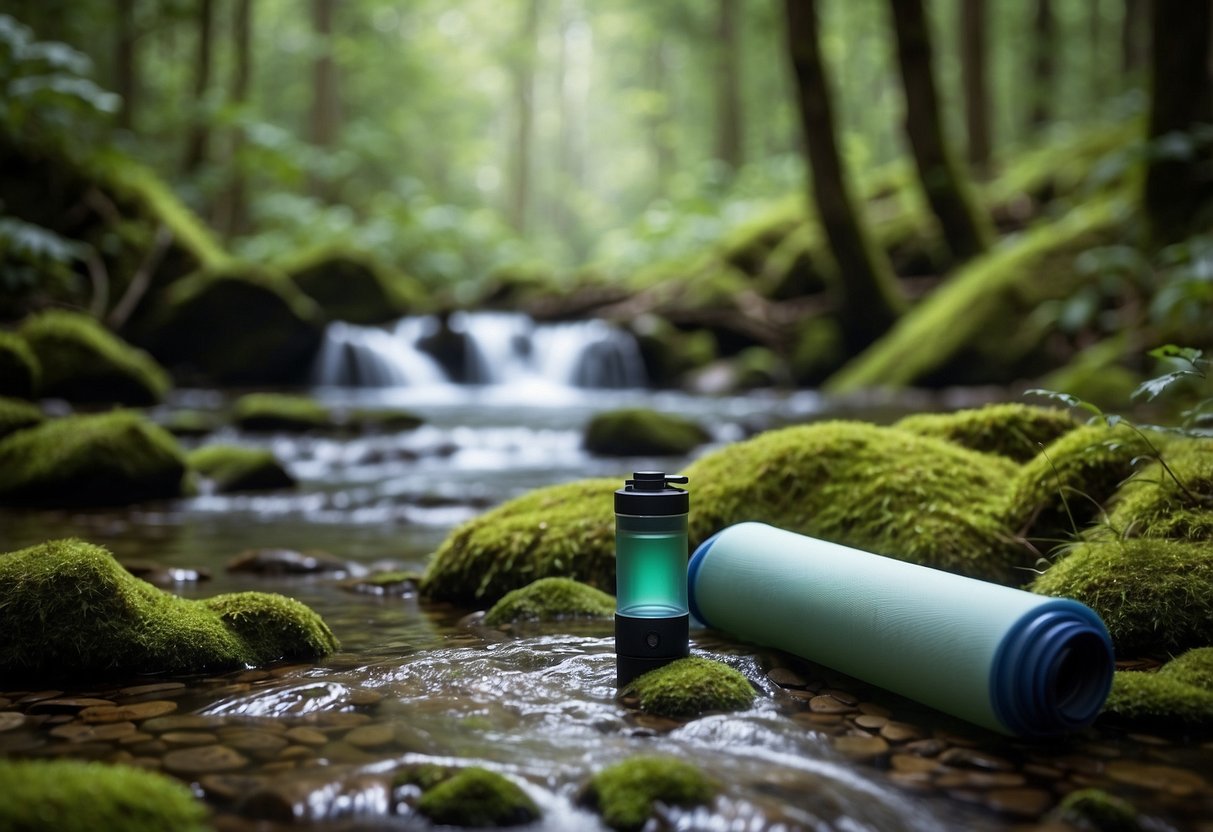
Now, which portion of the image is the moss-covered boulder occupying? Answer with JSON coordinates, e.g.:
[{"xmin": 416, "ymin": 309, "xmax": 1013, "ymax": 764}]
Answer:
[
  {"xmin": 143, "ymin": 267, "xmax": 323, "ymax": 385},
  {"xmin": 1031, "ymin": 540, "xmax": 1213, "ymax": 653},
  {"xmin": 0, "ymin": 330, "xmax": 39, "ymax": 398},
  {"xmin": 232, "ymin": 393, "xmax": 331, "ymax": 433},
  {"xmin": 188, "ymin": 444, "xmax": 295, "ymax": 493},
  {"xmin": 895, "ymin": 404, "xmax": 1078, "ymax": 462},
  {"xmin": 0, "ymin": 539, "xmax": 338, "ymax": 681},
  {"xmin": 0, "ymin": 759, "xmax": 211, "ymax": 832},
  {"xmin": 1103, "ymin": 438, "xmax": 1213, "ymax": 541},
  {"xmin": 1051, "ymin": 788, "xmax": 1145, "ymax": 832},
  {"xmin": 414, "ymin": 767, "xmax": 539, "ymax": 828},
  {"xmin": 583, "ymin": 408, "xmax": 710, "ymax": 456},
  {"xmin": 0, "ymin": 396, "xmax": 42, "ymax": 440},
  {"xmin": 284, "ymin": 248, "xmax": 424, "ymax": 324},
  {"xmin": 484, "ymin": 577, "xmax": 615, "ymax": 626},
  {"xmin": 162, "ymin": 408, "xmax": 224, "ymax": 437},
  {"xmin": 1102, "ymin": 648, "xmax": 1213, "ymax": 727},
  {"xmin": 581, "ymin": 756, "xmax": 716, "ymax": 832},
  {"xmin": 621, "ymin": 657, "xmax": 755, "ymax": 718},
  {"xmin": 20, "ymin": 310, "xmax": 170, "ymax": 405},
  {"xmin": 0, "ymin": 411, "xmax": 186, "ymax": 506}
]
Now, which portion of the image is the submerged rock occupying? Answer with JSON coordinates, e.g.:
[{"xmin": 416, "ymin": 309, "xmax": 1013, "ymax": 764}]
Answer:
[
  {"xmin": 621, "ymin": 656, "xmax": 755, "ymax": 718},
  {"xmin": 580, "ymin": 756, "xmax": 716, "ymax": 832},
  {"xmin": 0, "ymin": 330, "xmax": 39, "ymax": 398},
  {"xmin": 226, "ymin": 548, "xmax": 353, "ymax": 577},
  {"xmin": 414, "ymin": 767, "xmax": 539, "ymax": 828},
  {"xmin": 340, "ymin": 570, "xmax": 421, "ymax": 596},
  {"xmin": 0, "ymin": 411, "xmax": 186, "ymax": 506},
  {"xmin": 583, "ymin": 408, "xmax": 711, "ymax": 457},
  {"xmin": 895, "ymin": 403, "xmax": 1078, "ymax": 462},
  {"xmin": 188, "ymin": 444, "xmax": 295, "ymax": 493},
  {"xmin": 483, "ymin": 577, "xmax": 615, "ymax": 626},
  {"xmin": 1102, "ymin": 648, "xmax": 1213, "ymax": 727},
  {"xmin": 0, "ymin": 395, "xmax": 42, "ymax": 440},
  {"xmin": 0, "ymin": 758, "xmax": 210, "ymax": 832},
  {"xmin": 0, "ymin": 539, "xmax": 338, "ymax": 681}
]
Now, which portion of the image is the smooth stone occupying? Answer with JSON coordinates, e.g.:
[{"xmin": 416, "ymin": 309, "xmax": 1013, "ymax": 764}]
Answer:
[
  {"xmin": 48, "ymin": 721, "xmax": 138, "ymax": 743},
  {"xmin": 122, "ymin": 559, "xmax": 211, "ymax": 586},
  {"xmin": 822, "ymin": 688, "xmax": 859, "ymax": 705},
  {"xmin": 27, "ymin": 698, "xmax": 115, "ymax": 714},
  {"xmin": 344, "ymin": 724, "xmax": 395, "ymax": 748},
  {"xmin": 767, "ymin": 667, "xmax": 809, "ymax": 688},
  {"xmin": 162, "ymin": 744, "xmax": 250, "ymax": 776},
  {"xmin": 129, "ymin": 756, "xmax": 161, "ymax": 770},
  {"xmin": 119, "ymin": 682, "xmax": 187, "ymax": 698},
  {"xmin": 631, "ymin": 714, "xmax": 683, "ymax": 733},
  {"xmin": 939, "ymin": 747, "xmax": 1014, "ymax": 771},
  {"xmin": 0, "ymin": 712, "xmax": 26, "ymax": 732},
  {"xmin": 118, "ymin": 731, "xmax": 155, "ymax": 745},
  {"xmin": 348, "ymin": 689, "xmax": 383, "ymax": 706},
  {"xmin": 129, "ymin": 740, "xmax": 169, "ymax": 755},
  {"xmin": 43, "ymin": 715, "xmax": 73, "ymax": 726},
  {"xmin": 880, "ymin": 722, "xmax": 923, "ymax": 743},
  {"xmin": 18, "ymin": 691, "xmax": 64, "ymax": 704},
  {"xmin": 857, "ymin": 702, "xmax": 892, "ymax": 718},
  {"xmin": 891, "ymin": 754, "xmax": 940, "ymax": 774},
  {"xmin": 1105, "ymin": 760, "xmax": 1207, "ymax": 796},
  {"xmin": 222, "ymin": 730, "xmax": 289, "ymax": 755},
  {"xmin": 300, "ymin": 712, "xmax": 372, "ymax": 729},
  {"xmin": 283, "ymin": 727, "xmax": 327, "ymax": 746},
  {"xmin": 887, "ymin": 771, "xmax": 935, "ymax": 792},
  {"xmin": 985, "ymin": 787, "xmax": 1053, "ymax": 817},
  {"xmin": 199, "ymin": 773, "xmax": 267, "ymax": 804},
  {"xmin": 834, "ymin": 735, "xmax": 890, "ymax": 759},
  {"xmin": 935, "ymin": 771, "xmax": 1027, "ymax": 790},
  {"xmin": 318, "ymin": 741, "xmax": 377, "ymax": 765},
  {"xmin": 233, "ymin": 670, "xmax": 270, "ymax": 683},
  {"xmin": 144, "ymin": 715, "xmax": 216, "ymax": 733},
  {"xmin": 80, "ymin": 700, "xmax": 177, "ymax": 724},
  {"xmin": 854, "ymin": 714, "xmax": 889, "ymax": 730},
  {"xmin": 277, "ymin": 745, "xmax": 315, "ymax": 761},
  {"xmin": 903, "ymin": 738, "xmax": 948, "ymax": 757},
  {"xmin": 226, "ymin": 548, "xmax": 351, "ymax": 576},
  {"xmin": 0, "ymin": 698, "xmax": 11, "ymax": 708},
  {"xmin": 809, "ymin": 695, "xmax": 856, "ymax": 714},
  {"xmin": 163, "ymin": 731, "xmax": 220, "ymax": 746}
]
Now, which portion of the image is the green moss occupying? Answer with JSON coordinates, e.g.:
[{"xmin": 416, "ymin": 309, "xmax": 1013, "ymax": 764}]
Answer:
[
  {"xmin": 484, "ymin": 577, "xmax": 615, "ymax": 626},
  {"xmin": 0, "ymin": 330, "xmax": 39, "ymax": 398},
  {"xmin": 346, "ymin": 407, "xmax": 424, "ymax": 433},
  {"xmin": 0, "ymin": 411, "xmax": 186, "ymax": 506},
  {"xmin": 0, "ymin": 759, "xmax": 211, "ymax": 832},
  {"xmin": 0, "ymin": 395, "xmax": 42, "ymax": 440},
  {"xmin": 622, "ymin": 657, "xmax": 755, "ymax": 718},
  {"xmin": 415, "ymin": 767, "xmax": 539, "ymax": 828},
  {"xmin": 233, "ymin": 393, "xmax": 331, "ymax": 432},
  {"xmin": 1052, "ymin": 788, "xmax": 1145, "ymax": 832},
  {"xmin": 1102, "ymin": 648, "xmax": 1213, "ymax": 727},
  {"xmin": 188, "ymin": 444, "xmax": 295, "ymax": 493},
  {"xmin": 284, "ymin": 248, "xmax": 424, "ymax": 324},
  {"xmin": 0, "ymin": 539, "xmax": 337, "ymax": 681},
  {"xmin": 163, "ymin": 408, "xmax": 223, "ymax": 437},
  {"xmin": 1030, "ymin": 539, "xmax": 1213, "ymax": 653},
  {"xmin": 583, "ymin": 408, "xmax": 710, "ymax": 456},
  {"xmin": 20, "ymin": 310, "xmax": 170, "ymax": 405},
  {"xmin": 393, "ymin": 763, "xmax": 456, "ymax": 792},
  {"xmin": 895, "ymin": 404, "xmax": 1078, "ymax": 462},
  {"xmin": 582, "ymin": 756, "xmax": 716, "ymax": 832},
  {"xmin": 1103, "ymin": 436, "xmax": 1213, "ymax": 541}
]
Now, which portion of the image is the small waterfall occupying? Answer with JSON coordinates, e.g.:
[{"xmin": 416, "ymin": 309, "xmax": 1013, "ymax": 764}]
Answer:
[{"xmin": 312, "ymin": 312, "xmax": 647, "ymax": 389}]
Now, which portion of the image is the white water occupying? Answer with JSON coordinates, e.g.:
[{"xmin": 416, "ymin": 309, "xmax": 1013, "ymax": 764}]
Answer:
[{"xmin": 312, "ymin": 312, "xmax": 647, "ymax": 390}]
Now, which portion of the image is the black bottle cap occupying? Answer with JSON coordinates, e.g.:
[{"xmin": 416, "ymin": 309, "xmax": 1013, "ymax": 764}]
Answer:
[{"xmin": 614, "ymin": 471, "xmax": 688, "ymax": 516}]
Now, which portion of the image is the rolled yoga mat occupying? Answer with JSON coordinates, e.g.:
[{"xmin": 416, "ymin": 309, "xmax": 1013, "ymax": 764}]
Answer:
[{"xmin": 688, "ymin": 522, "xmax": 1114, "ymax": 737}]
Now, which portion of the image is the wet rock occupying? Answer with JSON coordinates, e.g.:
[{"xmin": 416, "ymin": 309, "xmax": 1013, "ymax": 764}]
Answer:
[
  {"xmin": 580, "ymin": 756, "xmax": 714, "ymax": 832},
  {"xmin": 939, "ymin": 747, "xmax": 1015, "ymax": 771},
  {"xmin": 620, "ymin": 657, "xmax": 755, "ymax": 719},
  {"xmin": 199, "ymin": 773, "xmax": 267, "ymax": 805},
  {"xmin": 162, "ymin": 731, "xmax": 219, "ymax": 746},
  {"xmin": 766, "ymin": 667, "xmax": 809, "ymax": 688},
  {"xmin": 0, "ymin": 712, "xmax": 25, "ymax": 732},
  {"xmin": 188, "ymin": 445, "xmax": 295, "ymax": 494},
  {"xmin": 119, "ymin": 682, "xmax": 187, "ymax": 698},
  {"xmin": 121, "ymin": 559, "xmax": 210, "ymax": 586},
  {"xmin": 143, "ymin": 715, "xmax": 215, "ymax": 733},
  {"xmin": 26, "ymin": 697, "xmax": 115, "ymax": 714},
  {"xmin": 415, "ymin": 766, "xmax": 540, "ymax": 828},
  {"xmin": 483, "ymin": 577, "xmax": 614, "ymax": 626},
  {"xmin": 809, "ymin": 695, "xmax": 856, "ymax": 714},
  {"xmin": 340, "ymin": 571, "xmax": 420, "ymax": 597},
  {"xmin": 284, "ymin": 726, "xmax": 327, "ymax": 746},
  {"xmin": 48, "ymin": 721, "xmax": 138, "ymax": 743},
  {"xmin": 220, "ymin": 729, "xmax": 288, "ymax": 757},
  {"xmin": 226, "ymin": 548, "xmax": 354, "ymax": 577},
  {"xmin": 162, "ymin": 744, "xmax": 250, "ymax": 776},
  {"xmin": 890, "ymin": 754, "xmax": 940, "ymax": 774},
  {"xmin": 833, "ymin": 734, "xmax": 890, "ymax": 760},
  {"xmin": 985, "ymin": 787, "xmax": 1053, "ymax": 817},
  {"xmin": 1049, "ymin": 788, "xmax": 1146, "ymax": 832},
  {"xmin": 1104, "ymin": 760, "xmax": 1207, "ymax": 796},
  {"xmin": 935, "ymin": 771, "xmax": 1026, "ymax": 789},
  {"xmin": 880, "ymin": 721, "xmax": 924, "ymax": 743},
  {"xmin": 583, "ymin": 408, "xmax": 711, "ymax": 457},
  {"xmin": 854, "ymin": 714, "xmax": 889, "ymax": 730},
  {"xmin": 80, "ymin": 700, "xmax": 178, "ymax": 724}
]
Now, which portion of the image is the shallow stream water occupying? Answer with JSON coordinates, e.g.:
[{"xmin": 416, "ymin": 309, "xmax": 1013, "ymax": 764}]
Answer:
[{"xmin": 1, "ymin": 384, "xmax": 1210, "ymax": 831}]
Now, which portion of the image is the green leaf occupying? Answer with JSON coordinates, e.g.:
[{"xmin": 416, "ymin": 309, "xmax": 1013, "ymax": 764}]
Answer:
[
  {"xmin": 1023, "ymin": 388, "xmax": 1103, "ymax": 417},
  {"xmin": 1147, "ymin": 345, "xmax": 1204, "ymax": 365},
  {"xmin": 1132, "ymin": 370, "xmax": 1201, "ymax": 401}
]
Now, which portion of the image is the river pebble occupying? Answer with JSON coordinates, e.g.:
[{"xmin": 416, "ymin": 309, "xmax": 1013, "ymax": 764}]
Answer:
[
  {"xmin": 809, "ymin": 695, "xmax": 855, "ymax": 714},
  {"xmin": 284, "ymin": 727, "xmax": 327, "ymax": 746},
  {"xmin": 1105, "ymin": 760, "xmax": 1207, "ymax": 796},
  {"xmin": 27, "ymin": 697, "xmax": 115, "ymax": 713},
  {"xmin": 144, "ymin": 715, "xmax": 217, "ymax": 732},
  {"xmin": 833, "ymin": 735, "xmax": 890, "ymax": 760},
  {"xmin": 48, "ymin": 721, "xmax": 138, "ymax": 742},
  {"xmin": 0, "ymin": 712, "xmax": 26, "ymax": 732},
  {"xmin": 226, "ymin": 548, "xmax": 353, "ymax": 576},
  {"xmin": 80, "ymin": 700, "xmax": 177, "ymax": 724},
  {"xmin": 162, "ymin": 744, "xmax": 250, "ymax": 776},
  {"xmin": 985, "ymin": 787, "xmax": 1053, "ymax": 817},
  {"xmin": 163, "ymin": 731, "xmax": 220, "ymax": 746}
]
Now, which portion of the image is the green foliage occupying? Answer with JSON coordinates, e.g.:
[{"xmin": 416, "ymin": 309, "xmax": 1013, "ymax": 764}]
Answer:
[
  {"xmin": 0, "ymin": 538, "xmax": 337, "ymax": 681},
  {"xmin": 483, "ymin": 577, "xmax": 615, "ymax": 626},
  {"xmin": 1102, "ymin": 648, "xmax": 1213, "ymax": 727},
  {"xmin": 0, "ymin": 395, "xmax": 41, "ymax": 439},
  {"xmin": 582, "ymin": 408, "xmax": 710, "ymax": 457},
  {"xmin": 0, "ymin": 329, "xmax": 39, "ymax": 397},
  {"xmin": 282, "ymin": 246, "xmax": 426, "ymax": 324},
  {"xmin": 582, "ymin": 756, "xmax": 716, "ymax": 832},
  {"xmin": 0, "ymin": 759, "xmax": 211, "ymax": 832},
  {"xmin": 232, "ymin": 392, "xmax": 330, "ymax": 432},
  {"xmin": 414, "ymin": 767, "xmax": 539, "ymax": 828},
  {"xmin": 0, "ymin": 215, "xmax": 83, "ymax": 308},
  {"xmin": 894, "ymin": 403, "xmax": 1079, "ymax": 462},
  {"xmin": 188, "ymin": 444, "xmax": 295, "ymax": 493},
  {"xmin": 1053, "ymin": 789, "xmax": 1145, "ymax": 832},
  {"xmin": 621, "ymin": 656, "xmax": 755, "ymax": 718},
  {"xmin": 0, "ymin": 410, "xmax": 186, "ymax": 506}
]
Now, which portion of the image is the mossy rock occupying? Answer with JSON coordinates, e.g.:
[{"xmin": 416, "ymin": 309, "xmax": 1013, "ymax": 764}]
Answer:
[
  {"xmin": 341, "ymin": 570, "xmax": 421, "ymax": 596},
  {"xmin": 0, "ymin": 330, "xmax": 39, "ymax": 398},
  {"xmin": 622, "ymin": 656, "xmax": 755, "ymax": 718},
  {"xmin": 895, "ymin": 404, "xmax": 1079, "ymax": 462},
  {"xmin": 0, "ymin": 411, "xmax": 186, "ymax": 506},
  {"xmin": 1051, "ymin": 788, "xmax": 1145, "ymax": 832},
  {"xmin": 1103, "ymin": 437, "xmax": 1213, "ymax": 541},
  {"xmin": 580, "ymin": 756, "xmax": 717, "ymax": 832},
  {"xmin": 188, "ymin": 444, "xmax": 295, "ymax": 493},
  {"xmin": 1031, "ymin": 539, "xmax": 1213, "ymax": 653},
  {"xmin": 583, "ymin": 408, "xmax": 710, "ymax": 457},
  {"xmin": 414, "ymin": 767, "xmax": 539, "ymax": 828},
  {"xmin": 1102, "ymin": 647, "xmax": 1213, "ymax": 727},
  {"xmin": 345, "ymin": 406, "xmax": 424, "ymax": 433},
  {"xmin": 232, "ymin": 393, "xmax": 331, "ymax": 433},
  {"xmin": 0, "ymin": 396, "xmax": 42, "ymax": 440},
  {"xmin": 162, "ymin": 408, "xmax": 224, "ymax": 437},
  {"xmin": 483, "ymin": 577, "xmax": 615, "ymax": 626},
  {"xmin": 144, "ymin": 267, "xmax": 323, "ymax": 385},
  {"xmin": 0, "ymin": 538, "xmax": 338, "ymax": 681},
  {"xmin": 0, "ymin": 758, "xmax": 211, "ymax": 832},
  {"xmin": 284, "ymin": 248, "xmax": 424, "ymax": 324},
  {"xmin": 20, "ymin": 310, "xmax": 170, "ymax": 405}
]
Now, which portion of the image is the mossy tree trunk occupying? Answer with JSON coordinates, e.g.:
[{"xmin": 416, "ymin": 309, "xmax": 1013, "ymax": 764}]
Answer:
[
  {"xmin": 509, "ymin": 0, "xmax": 541, "ymax": 234},
  {"xmin": 1143, "ymin": 0, "xmax": 1213, "ymax": 248},
  {"xmin": 1121, "ymin": 0, "xmax": 1149, "ymax": 75},
  {"xmin": 114, "ymin": 0, "xmax": 137, "ymax": 131},
  {"xmin": 959, "ymin": 0, "xmax": 991, "ymax": 173},
  {"xmin": 784, "ymin": 0, "xmax": 904, "ymax": 354},
  {"xmin": 1028, "ymin": 0, "xmax": 1055, "ymax": 131},
  {"xmin": 182, "ymin": 0, "xmax": 214, "ymax": 174},
  {"xmin": 888, "ymin": 0, "xmax": 993, "ymax": 263},
  {"xmin": 715, "ymin": 0, "xmax": 743, "ymax": 176}
]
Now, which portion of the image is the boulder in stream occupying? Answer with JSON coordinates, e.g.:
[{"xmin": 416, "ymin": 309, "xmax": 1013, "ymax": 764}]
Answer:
[
  {"xmin": 412, "ymin": 766, "xmax": 540, "ymax": 828},
  {"xmin": 619, "ymin": 656, "xmax": 755, "ymax": 719},
  {"xmin": 583, "ymin": 408, "xmax": 710, "ymax": 457},
  {"xmin": 580, "ymin": 755, "xmax": 717, "ymax": 832},
  {"xmin": 188, "ymin": 444, "xmax": 295, "ymax": 493},
  {"xmin": 483, "ymin": 577, "xmax": 615, "ymax": 626},
  {"xmin": 1101, "ymin": 648, "xmax": 1213, "ymax": 728}
]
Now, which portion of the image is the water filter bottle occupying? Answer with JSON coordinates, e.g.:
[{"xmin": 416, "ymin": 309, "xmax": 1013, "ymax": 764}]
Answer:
[
  {"xmin": 615, "ymin": 472, "xmax": 690, "ymax": 686},
  {"xmin": 688, "ymin": 523, "xmax": 1115, "ymax": 737}
]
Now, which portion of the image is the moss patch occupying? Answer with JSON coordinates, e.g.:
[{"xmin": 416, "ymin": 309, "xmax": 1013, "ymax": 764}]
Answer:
[
  {"xmin": 414, "ymin": 767, "xmax": 539, "ymax": 828},
  {"xmin": 581, "ymin": 756, "xmax": 716, "ymax": 832},
  {"xmin": 20, "ymin": 310, "xmax": 170, "ymax": 405},
  {"xmin": 0, "ymin": 396, "xmax": 42, "ymax": 440},
  {"xmin": 0, "ymin": 538, "xmax": 337, "ymax": 681},
  {"xmin": 1030, "ymin": 539, "xmax": 1213, "ymax": 653},
  {"xmin": 0, "ymin": 758, "xmax": 211, "ymax": 832},
  {"xmin": 484, "ymin": 577, "xmax": 615, "ymax": 626},
  {"xmin": 622, "ymin": 656, "xmax": 754, "ymax": 718},
  {"xmin": 1102, "ymin": 648, "xmax": 1213, "ymax": 727},
  {"xmin": 894, "ymin": 404, "xmax": 1078, "ymax": 462},
  {"xmin": 188, "ymin": 445, "xmax": 294, "ymax": 493},
  {"xmin": 1052, "ymin": 788, "xmax": 1145, "ymax": 832},
  {"xmin": 0, "ymin": 330, "xmax": 39, "ymax": 398},
  {"xmin": 233, "ymin": 393, "xmax": 331, "ymax": 432},
  {"xmin": 0, "ymin": 411, "xmax": 186, "ymax": 506},
  {"xmin": 1103, "ymin": 437, "xmax": 1213, "ymax": 541},
  {"xmin": 583, "ymin": 408, "xmax": 710, "ymax": 457},
  {"xmin": 284, "ymin": 248, "xmax": 424, "ymax": 324}
]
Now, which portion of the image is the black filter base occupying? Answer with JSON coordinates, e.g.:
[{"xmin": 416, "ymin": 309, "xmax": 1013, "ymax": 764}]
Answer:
[{"xmin": 615, "ymin": 612, "xmax": 689, "ymax": 687}]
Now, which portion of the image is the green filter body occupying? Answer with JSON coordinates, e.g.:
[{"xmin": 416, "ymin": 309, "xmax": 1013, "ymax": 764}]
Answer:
[{"xmin": 615, "ymin": 513, "xmax": 688, "ymax": 618}]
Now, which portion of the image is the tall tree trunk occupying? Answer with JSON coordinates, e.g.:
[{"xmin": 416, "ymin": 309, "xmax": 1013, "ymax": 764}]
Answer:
[
  {"xmin": 1028, "ymin": 0, "xmax": 1055, "ymax": 130},
  {"xmin": 784, "ymin": 0, "xmax": 904, "ymax": 354},
  {"xmin": 716, "ymin": 0, "xmax": 743, "ymax": 175},
  {"xmin": 959, "ymin": 0, "xmax": 991, "ymax": 172},
  {"xmin": 509, "ymin": 0, "xmax": 541, "ymax": 234},
  {"xmin": 1121, "ymin": 0, "xmax": 1148, "ymax": 74},
  {"xmin": 1143, "ymin": 0, "xmax": 1213, "ymax": 248},
  {"xmin": 182, "ymin": 0, "xmax": 214, "ymax": 174},
  {"xmin": 888, "ymin": 0, "xmax": 992, "ymax": 262},
  {"xmin": 114, "ymin": 0, "xmax": 137, "ymax": 131},
  {"xmin": 309, "ymin": 0, "xmax": 340, "ymax": 198},
  {"xmin": 216, "ymin": 0, "xmax": 252, "ymax": 238}
]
